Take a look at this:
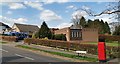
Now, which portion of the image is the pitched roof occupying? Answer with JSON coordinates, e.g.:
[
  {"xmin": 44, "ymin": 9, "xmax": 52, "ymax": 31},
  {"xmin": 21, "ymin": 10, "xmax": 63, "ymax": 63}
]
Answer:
[
  {"xmin": 14, "ymin": 23, "xmax": 39, "ymax": 33},
  {"xmin": 0, "ymin": 22, "xmax": 11, "ymax": 28},
  {"xmin": 70, "ymin": 24, "xmax": 82, "ymax": 29}
]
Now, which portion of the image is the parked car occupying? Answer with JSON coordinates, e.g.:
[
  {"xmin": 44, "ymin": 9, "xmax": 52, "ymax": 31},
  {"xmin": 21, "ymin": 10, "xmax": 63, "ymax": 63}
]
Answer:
[{"xmin": 4, "ymin": 32, "xmax": 28, "ymax": 40}]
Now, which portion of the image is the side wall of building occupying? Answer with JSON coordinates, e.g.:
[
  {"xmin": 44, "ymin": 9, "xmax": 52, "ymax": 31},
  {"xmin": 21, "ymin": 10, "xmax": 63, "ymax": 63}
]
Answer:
[
  {"xmin": 82, "ymin": 28, "xmax": 98, "ymax": 42},
  {"xmin": 55, "ymin": 27, "xmax": 70, "ymax": 41},
  {"xmin": 12, "ymin": 25, "xmax": 20, "ymax": 32},
  {"xmin": 55, "ymin": 27, "xmax": 98, "ymax": 42}
]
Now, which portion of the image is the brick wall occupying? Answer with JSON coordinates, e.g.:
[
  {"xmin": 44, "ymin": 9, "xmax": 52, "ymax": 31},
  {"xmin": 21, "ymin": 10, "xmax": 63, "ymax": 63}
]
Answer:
[
  {"xmin": 55, "ymin": 27, "xmax": 70, "ymax": 41},
  {"xmin": 82, "ymin": 28, "xmax": 98, "ymax": 42},
  {"xmin": 55, "ymin": 27, "xmax": 98, "ymax": 42}
]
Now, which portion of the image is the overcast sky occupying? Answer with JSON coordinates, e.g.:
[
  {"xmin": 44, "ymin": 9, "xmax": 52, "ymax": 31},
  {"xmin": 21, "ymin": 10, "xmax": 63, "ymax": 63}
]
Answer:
[{"xmin": 0, "ymin": 1, "xmax": 118, "ymax": 28}]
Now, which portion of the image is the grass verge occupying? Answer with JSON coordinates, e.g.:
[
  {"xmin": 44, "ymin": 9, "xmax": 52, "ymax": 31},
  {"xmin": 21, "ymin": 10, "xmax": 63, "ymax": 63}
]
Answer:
[
  {"xmin": 0, "ymin": 41, "xmax": 8, "ymax": 44},
  {"xmin": 82, "ymin": 41, "xmax": 119, "ymax": 47},
  {"xmin": 16, "ymin": 45, "xmax": 98, "ymax": 62}
]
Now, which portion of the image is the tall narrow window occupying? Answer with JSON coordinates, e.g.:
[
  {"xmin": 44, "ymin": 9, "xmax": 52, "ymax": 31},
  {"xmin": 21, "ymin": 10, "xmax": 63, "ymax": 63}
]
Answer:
[
  {"xmin": 76, "ymin": 32, "xmax": 77, "ymax": 37},
  {"xmin": 79, "ymin": 32, "xmax": 81, "ymax": 37},
  {"xmin": 77, "ymin": 32, "xmax": 79, "ymax": 37},
  {"xmin": 74, "ymin": 32, "xmax": 76, "ymax": 37},
  {"xmin": 76, "ymin": 32, "xmax": 78, "ymax": 37},
  {"xmin": 71, "ymin": 32, "xmax": 74, "ymax": 37}
]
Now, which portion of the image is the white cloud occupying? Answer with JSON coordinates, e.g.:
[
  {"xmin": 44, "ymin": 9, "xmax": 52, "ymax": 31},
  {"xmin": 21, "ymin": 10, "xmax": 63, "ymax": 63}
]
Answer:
[
  {"xmin": 74, "ymin": 0, "xmax": 117, "ymax": 2},
  {"xmin": 67, "ymin": 5, "xmax": 74, "ymax": 8},
  {"xmin": 44, "ymin": 0, "xmax": 69, "ymax": 4},
  {"xmin": 94, "ymin": 14, "xmax": 117, "ymax": 23},
  {"xmin": 0, "ymin": 16, "xmax": 27, "ymax": 27},
  {"xmin": 40, "ymin": 10, "xmax": 62, "ymax": 21},
  {"xmin": 7, "ymin": 11, "xmax": 12, "ymax": 14},
  {"xmin": 68, "ymin": 5, "xmax": 90, "ymax": 19},
  {"xmin": 0, "ymin": 0, "xmax": 21, "ymax": 2},
  {"xmin": 1, "ymin": 0, "xmax": 69, "ymax": 3},
  {"xmin": 66, "ymin": 5, "xmax": 77, "ymax": 10},
  {"xmin": 0, "ymin": 15, "xmax": 2, "ymax": 17},
  {"xmin": 0, "ymin": 0, "xmax": 117, "ymax": 2},
  {"xmin": 56, "ymin": 23, "xmax": 73, "ymax": 29},
  {"xmin": 8, "ymin": 3, "xmax": 26, "ymax": 9},
  {"xmin": 24, "ymin": 2, "xmax": 44, "ymax": 11},
  {"xmin": 15, "ymin": 18, "xmax": 28, "ymax": 22},
  {"xmin": 72, "ymin": 10, "xmax": 88, "ymax": 19}
]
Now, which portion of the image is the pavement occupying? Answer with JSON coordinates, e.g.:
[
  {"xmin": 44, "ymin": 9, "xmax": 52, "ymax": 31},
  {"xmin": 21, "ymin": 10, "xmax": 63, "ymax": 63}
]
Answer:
[{"xmin": 108, "ymin": 58, "xmax": 120, "ymax": 63}]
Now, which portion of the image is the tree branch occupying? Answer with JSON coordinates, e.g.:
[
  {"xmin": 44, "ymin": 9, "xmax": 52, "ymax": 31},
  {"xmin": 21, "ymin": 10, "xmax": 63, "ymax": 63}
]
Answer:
[
  {"xmin": 77, "ymin": 8, "xmax": 120, "ymax": 17},
  {"xmin": 93, "ymin": 10, "xmax": 120, "ymax": 16}
]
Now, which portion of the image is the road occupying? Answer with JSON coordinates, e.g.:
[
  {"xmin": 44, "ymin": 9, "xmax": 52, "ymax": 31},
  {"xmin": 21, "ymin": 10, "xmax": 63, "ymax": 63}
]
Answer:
[{"xmin": 0, "ymin": 44, "xmax": 69, "ymax": 62}]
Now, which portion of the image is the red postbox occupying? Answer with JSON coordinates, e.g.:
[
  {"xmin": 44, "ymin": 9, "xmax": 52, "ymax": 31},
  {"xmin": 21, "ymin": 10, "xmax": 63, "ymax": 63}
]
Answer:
[{"xmin": 98, "ymin": 37, "xmax": 106, "ymax": 62}]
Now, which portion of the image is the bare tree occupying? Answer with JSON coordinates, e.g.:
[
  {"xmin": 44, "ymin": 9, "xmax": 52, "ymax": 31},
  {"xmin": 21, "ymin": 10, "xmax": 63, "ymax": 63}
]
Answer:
[
  {"xmin": 74, "ymin": 2, "xmax": 120, "ymax": 33},
  {"xmin": 71, "ymin": 15, "xmax": 82, "ymax": 28},
  {"xmin": 76, "ymin": 2, "xmax": 120, "ymax": 17}
]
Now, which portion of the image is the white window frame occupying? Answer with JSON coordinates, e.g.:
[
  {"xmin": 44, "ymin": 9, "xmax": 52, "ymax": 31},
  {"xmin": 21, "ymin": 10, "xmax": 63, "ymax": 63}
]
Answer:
[
  {"xmin": 74, "ymin": 32, "xmax": 76, "ymax": 37},
  {"xmin": 77, "ymin": 32, "xmax": 79, "ymax": 37},
  {"xmin": 71, "ymin": 32, "xmax": 74, "ymax": 37},
  {"xmin": 79, "ymin": 32, "xmax": 81, "ymax": 37}
]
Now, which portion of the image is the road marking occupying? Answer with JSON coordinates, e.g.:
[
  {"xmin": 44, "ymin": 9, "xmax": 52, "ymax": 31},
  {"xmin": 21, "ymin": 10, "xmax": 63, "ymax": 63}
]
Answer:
[
  {"xmin": 15, "ymin": 54, "xmax": 34, "ymax": 60},
  {"xmin": 0, "ymin": 49, "xmax": 8, "ymax": 52},
  {"xmin": 15, "ymin": 54, "xmax": 23, "ymax": 57},
  {"xmin": 24, "ymin": 57, "xmax": 34, "ymax": 60}
]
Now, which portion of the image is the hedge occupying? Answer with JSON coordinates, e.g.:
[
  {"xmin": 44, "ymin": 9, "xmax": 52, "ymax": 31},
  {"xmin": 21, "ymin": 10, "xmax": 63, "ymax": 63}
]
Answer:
[
  {"xmin": 53, "ymin": 34, "xmax": 66, "ymax": 41},
  {"xmin": 24, "ymin": 38, "xmax": 119, "ymax": 58},
  {"xmin": 0, "ymin": 36, "xmax": 18, "ymax": 42},
  {"xmin": 99, "ymin": 35, "xmax": 120, "ymax": 41}
]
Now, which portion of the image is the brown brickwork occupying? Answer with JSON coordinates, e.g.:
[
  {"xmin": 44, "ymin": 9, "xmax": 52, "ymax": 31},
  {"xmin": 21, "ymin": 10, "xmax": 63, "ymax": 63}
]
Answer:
[
  {"xmin": 55, "ymin": 27, "xmax": 70, "ymax": 41},
  {"xmin": 82, "ymin": 28, "xmax": 98, "ymax": 42},
  {"xmin": 55, "ymin": 27, "xmax": 98, "ymax": 42}
]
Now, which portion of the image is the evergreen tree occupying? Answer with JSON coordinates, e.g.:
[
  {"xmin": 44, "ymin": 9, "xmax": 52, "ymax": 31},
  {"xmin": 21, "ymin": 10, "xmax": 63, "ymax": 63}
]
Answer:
[
  {"xmin": 94, "ymin": 19, "xmax": 102, "ymax": 34},
  {"xmin": 100, "ymin": 19, "xmax": 105, "ymax": 34},
  {"xmin": 37, "ymin": 21, "xmax": 52, "ymax": 39},
  {"xmin": 86, "ymin": 19, "xmax": 111, "ymax": 34},
  {"xmin": 104, "ymin": 22, "xmax": 111, "ymax": 34},
  {"xmin": 113, "ymin": 25, "xmax": 120, "ymax": 36},
  {"xmin": 72, "ymin": 15, "xmax": 111, "ymax": 35},
  {"xmin": 87, "ymin": 19, "xmax": 93, "ymax": 28},
  {"xmin": 79, "ymin": 16, "xmax": 86, "ymax": 28}
]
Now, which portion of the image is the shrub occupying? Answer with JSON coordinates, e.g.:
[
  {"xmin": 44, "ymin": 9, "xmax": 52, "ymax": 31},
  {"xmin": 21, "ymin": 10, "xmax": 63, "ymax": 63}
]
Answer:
[
  {"xmin": 54, "ymin": 34, "xmax": 66, "ymax": 41},
  {"xmin": 106, "ymin": 46, "xmax": 119, "ymax": 58},
  {"xmin": 99, "ymin": 35, "xmax": 120, "ymax": 41}
]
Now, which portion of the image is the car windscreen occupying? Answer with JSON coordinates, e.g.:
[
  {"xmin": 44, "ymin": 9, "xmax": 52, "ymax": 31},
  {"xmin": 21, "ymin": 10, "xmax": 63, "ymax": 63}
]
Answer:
[
  {"xmin": 11, "ymin": 33, "xmax": 16, "ymax": 36},
  {"xmin": 16, "ymin": 33, "xmax": 22, "ymax": 37}
]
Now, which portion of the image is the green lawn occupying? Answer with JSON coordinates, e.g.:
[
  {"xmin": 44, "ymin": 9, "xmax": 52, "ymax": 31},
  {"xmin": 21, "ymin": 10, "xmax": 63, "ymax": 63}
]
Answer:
[
  {"xmin": 16, "ymin": 45, "xmax": 98, "ymax": 62},
  {"xmin": 0, "ymin": 41, "xmax": 8, "ymax": 44},
  {"xmin": 82, "ymin": 41, "xmax": 119, "ymax": 47}
]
